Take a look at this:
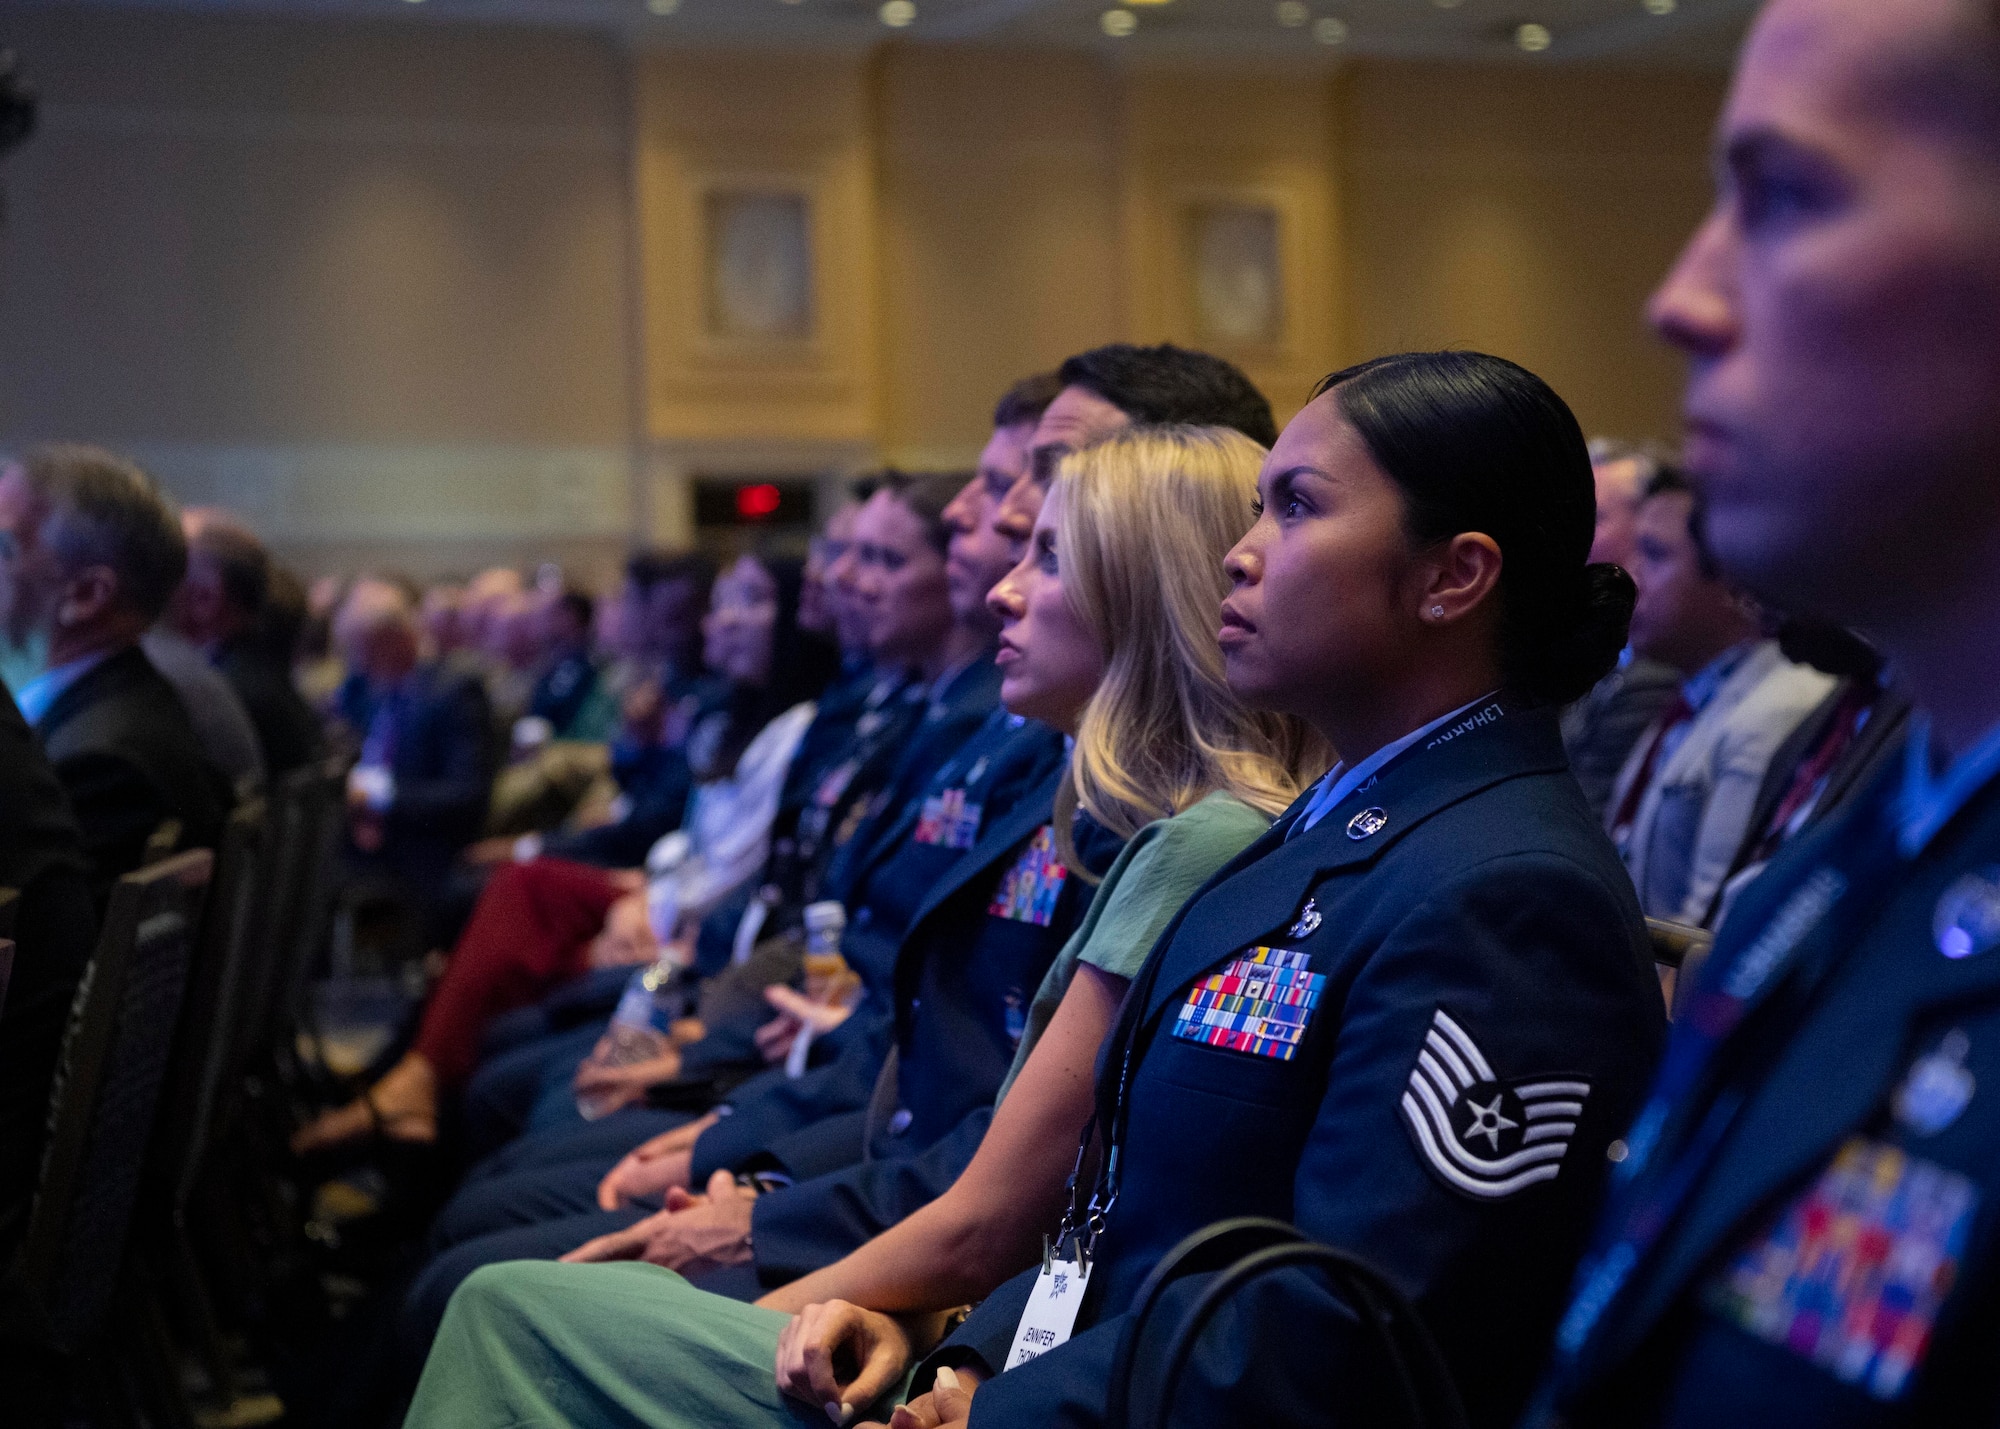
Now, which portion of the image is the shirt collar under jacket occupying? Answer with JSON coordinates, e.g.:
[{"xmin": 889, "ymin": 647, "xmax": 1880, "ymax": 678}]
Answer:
[
  {"xmin": 1897, "ymin": 710, "xmax": 2000, "ymax": 859},
  {"xmin": 1680, "ymin": 639, "xmax": 1755, "ymax": 717},
  {"xmin": 14, "ymin": 647, "xmax": 113, "ymax": 727},
  {"xmin": 1292, "ymin": 690, "xmax": 1501, "ymax": 838}
]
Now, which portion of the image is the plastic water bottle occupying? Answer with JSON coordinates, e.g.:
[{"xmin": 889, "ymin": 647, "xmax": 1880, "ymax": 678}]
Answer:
[
  {"xmin": 577, "ymin": 959, "xmax": 679, "ymax": 1120},
  {"xmin": 576, "ymin": 839, "xmax": 693, "ymax": 1121},
  {"xmin": 785, "ymin": 901, "xmax": 852, "ymax": 1079}
]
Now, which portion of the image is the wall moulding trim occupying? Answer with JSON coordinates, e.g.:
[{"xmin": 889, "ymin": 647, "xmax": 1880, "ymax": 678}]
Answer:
[{"xmin": 59, "ymin": 440, "xmax": 638, "ymax": 543}]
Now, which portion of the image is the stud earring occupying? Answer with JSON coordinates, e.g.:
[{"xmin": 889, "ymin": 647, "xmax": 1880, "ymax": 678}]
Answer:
[{"xmin": 1429, "ymin": 605, "xmax": 1444, "ymax": 618}]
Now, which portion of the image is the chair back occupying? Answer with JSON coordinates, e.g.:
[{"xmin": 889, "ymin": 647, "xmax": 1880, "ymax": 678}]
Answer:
[
  {"xmin": 233, "ymin": 765, "xmax": 326, "ymax": 1068},
  {"xmin": 2, "ymin": 850, "xmax": 213, "ymax": 1353},
  {"xmin": 149, "ymin": 799, "xmax": 269, "ymax": 1214},
  {"xmin": 263, "ymin": 759, "xmax": 346, "ymax": 1052}
]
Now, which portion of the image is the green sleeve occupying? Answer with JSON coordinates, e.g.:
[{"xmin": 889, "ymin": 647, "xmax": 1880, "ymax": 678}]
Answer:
[{"xmin": 1075, "ymin": 794, "xmax": 1272, "ymax": 980}]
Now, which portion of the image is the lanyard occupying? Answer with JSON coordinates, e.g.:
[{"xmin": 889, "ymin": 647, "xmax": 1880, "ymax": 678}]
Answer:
[{"xmin": 1060, "ymin": 696, "xmax": 1521, "ymax": 1261}]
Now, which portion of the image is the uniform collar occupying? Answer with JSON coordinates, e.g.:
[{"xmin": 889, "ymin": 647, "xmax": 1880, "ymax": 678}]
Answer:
[
  {"xmin": 1293, "ymin": 690, "xmax": 1501, "ymax": 837},
  {"xmin": 1898, "ymin": 710, "xmax": 2000, "ymax": 858},
  {"xmin": 1139, "ymin": 707, "xmax": 1569, "ymax": 1032}
]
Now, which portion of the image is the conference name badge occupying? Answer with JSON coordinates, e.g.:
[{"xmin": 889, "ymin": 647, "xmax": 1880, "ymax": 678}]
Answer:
[
  {"xmin": 914, "ymin": 788, "xmax": 983, "ymax": 850},
  {"xmin": 989, "ymin": 825, "xmax": 1067, "ymax": 926},
  {"xmin": 1005, "ymin": 1254, "xmax": 1093, "ymax": 1370}
]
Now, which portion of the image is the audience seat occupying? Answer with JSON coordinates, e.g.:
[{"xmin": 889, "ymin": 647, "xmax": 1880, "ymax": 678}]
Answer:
[{"xmin": 0, "ymin": 850, "xmax": 213, "ymax": 1364}]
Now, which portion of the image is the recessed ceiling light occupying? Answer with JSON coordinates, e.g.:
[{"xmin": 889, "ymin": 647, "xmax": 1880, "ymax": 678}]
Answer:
[
  {"xmin": 1643, "ymin": 0, "xmax": 1676, "ymax": 12},
  {"xmin": 1312, "ymin": 16, "xmax": 1347, "ymax": 44},
  {"xmin": 880, "ymin": 0, "xmax": 916, "ymax": 25},
  {"xmin": 646, "ymin": 0, "xmax": 678, "ymax": 11},
  {"xmin": 1102, "ymin": 8, "xmax": 1137, "ymax": 35},
  {"xmin": 1431, "ymin": 0, "xmax": 1464, "ymax": 8},
  {"xmin": 1275, "ymin": 1, "xmax": 1309, "ymax": 27},
  {"xmin": 1515, "ymin": 21, "xmax": 1552, "ymax": 50},
  {"xmin": 1128, "ymin": 0, "xmax": 1173, "ymax": 6}
]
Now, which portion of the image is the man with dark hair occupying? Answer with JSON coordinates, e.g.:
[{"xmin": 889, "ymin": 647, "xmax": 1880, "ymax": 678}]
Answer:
[
  {"xmin": 174, "ymin": 506, "xmax": 324, "ymax": 777},
  {"xmin": 1605, "ymin": 468, "xmax": 1831, "ymax": 925},
  {"xmin": 1538, "ymin": 2, "xmax": 2000, "ymax": 1421},
  {"xmin": 0, "ymin": 444, "xmax": 229, "ymax": 896},
  {"xmin": 1052, "ymin": 341, "xmax": 1279, "ymax": 447},
  {"xmin": 992, "ymin": 343, "xmax": 1278, "ymax": 551}
]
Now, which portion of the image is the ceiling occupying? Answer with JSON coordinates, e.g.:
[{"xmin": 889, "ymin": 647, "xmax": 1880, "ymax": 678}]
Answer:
[{"xmin": 34, "ymin": 0, "xmax": 1760, "ymax": 65}]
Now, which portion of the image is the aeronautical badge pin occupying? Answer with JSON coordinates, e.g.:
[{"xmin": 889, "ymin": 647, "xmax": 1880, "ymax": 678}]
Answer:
[
  {"xmin": 1347, "ymin": 807, "xmax": 1388, "ymax": 840},
  {"xmin": 1894, "ymin": 1030, "xmax": 1975, "ymax": 1136},
  {"xmin": 1934, "ymin": 867, "xmax": 2000, "ymax": 960},
  {"xmin": 1289, "ymin": 898, "xmax": 1322, "ymax": 939}
]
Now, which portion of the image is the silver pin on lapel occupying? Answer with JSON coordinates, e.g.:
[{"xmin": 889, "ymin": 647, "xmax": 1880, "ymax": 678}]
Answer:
[
  {"xmin": 1347, "ymin": 807, "xmax": 1388, "ymax": 840},
  {"xmin": 1290, "ymin": 898, "xmax": 1322, "ymax": 939}
]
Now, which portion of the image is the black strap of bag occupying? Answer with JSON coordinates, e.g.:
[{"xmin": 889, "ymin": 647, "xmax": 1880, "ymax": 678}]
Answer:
[{"xmin": 1106, "ymin": 1216, "xmax": 1468, "ymax": 1429}]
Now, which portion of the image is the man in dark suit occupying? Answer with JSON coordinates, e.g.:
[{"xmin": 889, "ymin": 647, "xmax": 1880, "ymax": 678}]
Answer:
[
  {"xmin": 0, "ymin": 684, "xmax": 98, "ymax": 1257},
  {"xmin": 0, "ymin": 444, "xmax": 230, "ymax": 899},
  {"xmin": 173, "ymin": 506, "xmax": 324, "ymax": 778},
  {"xmin": 333, "ymin": 576, "xmax": 496, "ymax": 916}
]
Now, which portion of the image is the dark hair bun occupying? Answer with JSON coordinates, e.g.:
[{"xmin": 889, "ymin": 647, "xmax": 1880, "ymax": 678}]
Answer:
[
  {"xmin": 1318, "ymin": 350, "xmax": 1622, "ymax": 708},
  {"xmin": 1519, "ymin": 562, "xmax": 1636, "ymax": 707}
]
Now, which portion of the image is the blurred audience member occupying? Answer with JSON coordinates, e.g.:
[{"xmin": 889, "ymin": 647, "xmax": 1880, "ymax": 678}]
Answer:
[
  {"xmin": 1606, "ymin": 470, "xmax": 1833, "ymax": 924},
  {"xmin": 1563, "ymin": 441, "xmax": 1685, "ymax": 816},
  {"xmin": 1706, "ymin": 621, "xmax": 1911, "ymax": 927},
  {"xmin": 295, "ymin": 552, "xmax": 837, "ymax": 1153},
  {"xmin": 526, "ymin": 588, "xmax": 604, "ymax": 742},
  {"xmin": 141, "ymin": 619, "xmax": 264, "ymax": 795},
  {"xmin": 0, "ymin": 444, "xmax": 230, "ymax": 897},
  {"xmin": 0, "ymin": 684, "xmax": 98, "ymax": 1258},
  {"xmin": 335, "ymin": 577, "xmax": 496, "ymax": 908},
  {"xmin": 174, "ymin": 506, "xmax": 324, "ymax": 777}
]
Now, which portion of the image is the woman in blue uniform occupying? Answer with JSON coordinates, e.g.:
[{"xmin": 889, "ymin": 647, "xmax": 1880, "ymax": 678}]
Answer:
[{"xmin": 868, "ymin": 350, "xmax": 1670, "ymax": 1429}]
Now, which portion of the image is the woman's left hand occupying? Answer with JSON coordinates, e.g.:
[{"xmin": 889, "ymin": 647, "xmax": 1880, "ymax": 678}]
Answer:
[
  {"xmin": 571, "ymin": 1047, "xmax": 683, "ymax": 1112},
  {"xmin": 861, "ymin": 1365, "xmax": 980, "ymax": 1429},
  {"xmin": 774, "ymin": 1300, "xmax": 914, "ymax": 1421}
]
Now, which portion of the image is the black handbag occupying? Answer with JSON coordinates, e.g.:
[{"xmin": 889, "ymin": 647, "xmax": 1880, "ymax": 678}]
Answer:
[{"xmin": 1106, "ymin": 1216, "xmax": 1468, "ymax": 1429}]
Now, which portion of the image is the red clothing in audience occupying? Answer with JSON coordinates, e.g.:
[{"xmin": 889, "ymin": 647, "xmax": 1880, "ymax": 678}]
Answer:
[{"xmin": 415, "ymin": 858, "xmax": 623, "ymax": 1086}]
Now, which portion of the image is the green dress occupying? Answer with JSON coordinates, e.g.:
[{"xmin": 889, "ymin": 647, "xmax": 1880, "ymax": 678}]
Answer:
[{"xmin": 406, "ymin": 793, "xmax": 1272, "ymax": 1429}]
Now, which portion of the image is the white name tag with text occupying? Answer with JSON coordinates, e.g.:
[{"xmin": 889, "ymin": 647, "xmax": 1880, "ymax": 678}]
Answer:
[{"xmin": 1004, "ymin": 1257, "xmax": 1093, "ymax": 1370}]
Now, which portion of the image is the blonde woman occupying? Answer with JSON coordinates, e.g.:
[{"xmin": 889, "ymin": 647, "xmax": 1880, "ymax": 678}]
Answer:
[{"xmin": 407, "ymin": 425, "xmax": 1327, "ymax": 1429}]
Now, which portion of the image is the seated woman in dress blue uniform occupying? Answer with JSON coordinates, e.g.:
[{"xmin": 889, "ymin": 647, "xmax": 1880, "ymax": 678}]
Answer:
[
  {"xmin": 401, "ymin": 422, "xmax": 1328, "ymax": 1428},
  {"xmin": 876, "ymin": 350, "xmax": 1664, "ymax": 1428}
]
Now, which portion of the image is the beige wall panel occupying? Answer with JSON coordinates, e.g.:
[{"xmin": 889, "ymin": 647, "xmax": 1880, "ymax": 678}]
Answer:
[
  {"xmin": 634, "ymin": 50, "xmax": 878, "ymax": 446},
  {"xmin": 1341, "ymin": 62, "xmax": 1726, "ymax": 442},
  {"xmin": 1121, "ymin": 65, "xmax": 1343, "ymax": 427},
  {"xmin": 875, "ymin": 47, "xmax": 1123, "ymax": 467}
]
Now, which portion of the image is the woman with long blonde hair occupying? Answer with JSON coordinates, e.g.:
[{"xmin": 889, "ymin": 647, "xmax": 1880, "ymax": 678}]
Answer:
[{"xmin": 407, "ymin": 424, "xmax": 1327, "ymax": 1428}]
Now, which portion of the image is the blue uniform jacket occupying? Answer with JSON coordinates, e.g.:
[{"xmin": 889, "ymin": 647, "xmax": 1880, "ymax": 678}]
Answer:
[
  {"xmin": 743, "ymin": 769, "xmax": 1124, "ymax": 1282},
  {"xmin": 336, "ymin": 661, "xmax": 495, "ymax": 879},
  {"xmin": 688, "ymin": 711, "xmax": 1069, "ymax": 1176},
  {"xmin": 926, "ymin": 707, "xmax": 1664, "ymax": 1429},
  {"xmin": 1539, "ymin": 747, "xmax": 2000, "ymax": 1428}
]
